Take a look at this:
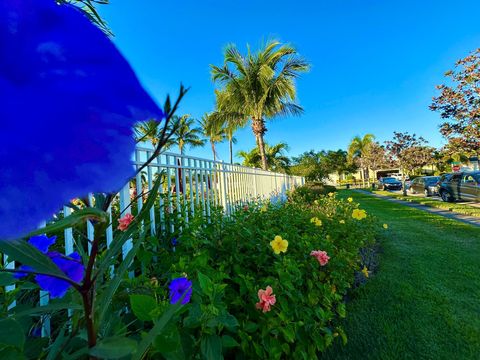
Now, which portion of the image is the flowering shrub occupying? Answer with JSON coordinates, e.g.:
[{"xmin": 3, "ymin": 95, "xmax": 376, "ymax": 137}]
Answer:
[{"xmin": 132, "ymin": 189, "xmax": 380, "ymax": 359}]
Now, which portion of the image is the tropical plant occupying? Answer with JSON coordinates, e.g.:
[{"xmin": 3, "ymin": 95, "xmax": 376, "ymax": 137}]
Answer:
[
  {"xmin": 430, "ymin": 48, "xmax": 480, "ymax": 156},
  {"xmin": 200, "ymin": 113, "xmax": 227, "ymax": 161},
  {"xmin": 237, "ymin": 142, "xmax": 291, "ymax": 172},
  {"xmin": 347, "ymin": 134, "xmax": 376, "ymax": 186},
  {"xmin": 211, "ymin": 40, "xmax": 310, "ymax": 170},
  {"xmin": 134, "ymin": 119, "xmax": 162, "ymax": 146},
  {"xmin": 166, "ymin": 115, "xmax": 205, "ymax": 154}
]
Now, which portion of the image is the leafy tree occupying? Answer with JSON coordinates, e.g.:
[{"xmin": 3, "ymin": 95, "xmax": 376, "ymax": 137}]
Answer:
[
  {"xmin": 211, "ymin": 40, "xmax": 310, "ymax": 170},
  {"xmin": 385, "ymin": 132, "xmax": 434, "ymax": 194},
  {"xmin": 199, "ymin": 113, "xmax": 227, "ymax": 161},
  {"xmin": 166, "ymin": 115, "xmax": 205, "ymax": 154},
  {"xmin": 290, "ymin": 150, "xmax": 353, "ymax": 182},
  {"xmin": 347, "ymin": 134, "xmax": 376, "ymax": 186},
  {"xmin": 430, "ymin": 48, "xmax": 480, "ymax": 157},
  {"xmin": 59, "ymin": 0, "xmax": 112, "ymax": 35},
  {"xmin": 362, "ymin": 142, "xmax": 390, "ymax": 174}
]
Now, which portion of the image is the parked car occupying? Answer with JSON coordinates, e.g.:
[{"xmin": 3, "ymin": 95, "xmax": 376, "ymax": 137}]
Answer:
[
  {"xmin": 409, "ymin": 176, "xmax": 440, "ymax": 197},
  {"xmin": 378, "ymin": 177, "xmax": 403, "ymax": 190},
  {"xmin": 437, "ymin": 171, "xmax": 480, "ymax": 202}
]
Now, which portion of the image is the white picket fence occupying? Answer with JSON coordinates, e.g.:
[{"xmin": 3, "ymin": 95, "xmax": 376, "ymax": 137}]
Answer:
[{"xmin": 3, "ymin": 147, "xmax": 304, "ymax": 336}]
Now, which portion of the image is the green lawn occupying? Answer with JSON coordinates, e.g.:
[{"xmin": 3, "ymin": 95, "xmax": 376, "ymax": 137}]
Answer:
[
  {"xmin": 373, "ymin": 190, "xmax": 480, "ymax": 218},
  {"xmin": 324, "ymin": 190, "xmax": 480, "ymax": 360}
]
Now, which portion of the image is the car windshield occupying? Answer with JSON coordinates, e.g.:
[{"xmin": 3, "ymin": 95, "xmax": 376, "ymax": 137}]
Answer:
[
  {"xmin": 383, "ymin": 178, "xmax": 398, "ymax": 183},
  {"xmin": 425, "ymin": 177, "xmax": 440, "ymax": 185}
]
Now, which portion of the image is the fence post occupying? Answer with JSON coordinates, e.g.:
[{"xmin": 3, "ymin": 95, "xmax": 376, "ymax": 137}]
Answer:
[{"xmin": 220, "ymin": 161, "xmax": 229, "ymax": 215}]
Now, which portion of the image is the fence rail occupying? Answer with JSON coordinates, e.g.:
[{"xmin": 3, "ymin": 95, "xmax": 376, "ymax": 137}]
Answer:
[{"xmin": 3, "ymin": 147, "xmax": 304, "ymax": 336}]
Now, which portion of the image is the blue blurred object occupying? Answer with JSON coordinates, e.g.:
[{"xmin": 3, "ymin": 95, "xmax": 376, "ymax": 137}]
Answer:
[{"xmin": 0, "ymin": 0, "xmax": 163, "ymax": 239}]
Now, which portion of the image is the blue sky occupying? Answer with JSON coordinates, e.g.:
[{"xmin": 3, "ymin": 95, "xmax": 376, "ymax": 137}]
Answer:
[{"xmin": 100, "ymin": 0, "xmax": 480, "ymax": 161}]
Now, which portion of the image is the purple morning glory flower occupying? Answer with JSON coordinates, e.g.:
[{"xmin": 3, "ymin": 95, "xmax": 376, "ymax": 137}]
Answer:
[
  {"xmin": 171, "ymin": 238, "xmax": 179, "ymax": 247},
  {"xmin": 15, "ymin": 235, "xmax": 84, "ymax": 298},
  {"xmin": 169, "ymin": 277, "xmax": 192, "ymax": 305},
  {"xmin": 0, "ymin": 0, "xmax": 164, "ymax": 240}
]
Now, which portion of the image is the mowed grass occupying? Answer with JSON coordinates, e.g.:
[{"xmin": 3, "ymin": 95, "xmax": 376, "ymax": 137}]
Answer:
[
  {"xmin": 324, "ymin": 190, "xmax": 480, "ymax": 360},
  {"xmin": 373, "ymin": 190, "xmax": 480, "ymax": 218}
]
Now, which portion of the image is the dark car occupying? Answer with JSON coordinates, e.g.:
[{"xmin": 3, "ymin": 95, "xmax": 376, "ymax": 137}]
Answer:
[
  {"xmin": 438, "ymin": 171, "xmax": 480, "ymax": 202},
  {"xmin": 378, "ymin": 177, "xmax": 403, "ymax": 191},
  {"xmin": 409, "ymin": 176, "xmax": 440, "ymax": 197}
]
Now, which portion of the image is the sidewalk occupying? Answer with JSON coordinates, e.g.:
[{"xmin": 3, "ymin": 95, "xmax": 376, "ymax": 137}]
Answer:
[{"xmin": 355, "ymin": 190, "xmax": 480, "ymax": 228}]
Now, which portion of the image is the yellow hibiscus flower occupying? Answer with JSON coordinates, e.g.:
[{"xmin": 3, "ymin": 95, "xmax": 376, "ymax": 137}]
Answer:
[
  {"xmin": 328, "ymin": 192, "xmax": 334, "ymax": 197},
  {"xmin": 310, "ymin": 217, "xmax": 322, "ymax": 226},
  {"xmin": 383, "ymin": 223, "xmax": 388, "ymax": 229},
  {"xmin": 339, "ymin": 219, "xmax": 345, "ymax": 224},
  {"xmin": 270, "ymin": 235, "xmax": 288, "ymax": 254},
  {"xmin": 260, "ymin": 204, "xmax": 268, "ymax": 212},
  {"xmin": 347, "ymin": 197, "xmax": 353, "ymax": 203},
  {"xmin": 352, "ymin": 208, "xmax": 367, "ymax": 220},
  {"xmin": 362, "ymin": 266, "xmax": 369, "ymax": 278}
]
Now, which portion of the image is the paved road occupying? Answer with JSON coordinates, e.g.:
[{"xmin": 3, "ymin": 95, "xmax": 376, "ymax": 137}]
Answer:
[{"xmin": 356, "ymin": 190, "xmax": 480, "ymax": 228}]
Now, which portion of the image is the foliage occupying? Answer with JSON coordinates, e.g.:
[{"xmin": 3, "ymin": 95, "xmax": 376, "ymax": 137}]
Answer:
[
  {"xmin": 237, "ymin": 142, "xmax": 291, "ymax": 173},
  {"xmin": 430, "ymin": 48, "xmax": 480, "ymax": 156},
  {"xmin": 58, "ymin": 1, "xmax": 112, "ymax": 36},
  {"xmin": 199, "ymin": 113, "xmax": 227, "ymax": 161},
  {"xmin": 211, "ymin": 40, "xmax": 310, "ymax": 170},
  {"xmin": 361, "ymin": 142, "xmax": 390, "ymax": 172},
  {"xmin": 384, "ymin": 132, "xmax": 434, "ymax": 176},
  {"xmin": 129, "ymin": 190, "xmax": 379, "ymax": 359},
  {"xmin": 289, "ymin": 183, "xmax": 338, "ymax": 204},
  {"xmin": 347, "ymin": 134, "xmax": 376, "ymax": 184},
  {"xmin": 291, "ymin": 150, "xmax": 356, "ymax": 182},
  {"xmin": 165, "ymin": 115, "xmax": 206, "ymax": 154}
]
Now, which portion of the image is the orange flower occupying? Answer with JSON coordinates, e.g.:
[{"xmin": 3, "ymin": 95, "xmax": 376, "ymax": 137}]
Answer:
[{"xmin": 117, "ymin": 213, "xmax": 134, "ymax": 231}]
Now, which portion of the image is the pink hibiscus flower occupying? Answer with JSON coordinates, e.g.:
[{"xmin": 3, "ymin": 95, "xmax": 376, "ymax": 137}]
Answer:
[
  {"xmin": 117, "ymin": 213, "xmax": 134, "ymax": 231},
  {"xmin": 255, "ymin": 286, "xmax": 276, "ymax": 313},
  {"xmin": 310, "ymin": 250, "xmax": 330, "ymax": 266}
]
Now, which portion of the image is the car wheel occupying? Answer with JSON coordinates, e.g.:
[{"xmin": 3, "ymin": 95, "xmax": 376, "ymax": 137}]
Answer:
[
  {"xmin": 440, "ymin": 191, "xmax": 453, "ymax": 202},
  {"xmin": 424, "ymin": 189, "xmax": 429, "ymax": 197}
]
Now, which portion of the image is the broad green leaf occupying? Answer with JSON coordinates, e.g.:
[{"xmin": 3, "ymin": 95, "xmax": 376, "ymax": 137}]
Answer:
[
  {"xmin": 89, "ymin": 337, "xmax": 137, "ymax": 359},
  {"xmin": 46, "ymin": 323, "xmax": 69, "ymax": 360},
  {"xmin": 221, "ymin": 335, "xmax": 239, "ymax": 348},
  {"xmin": 0, "ymin": 239, "xmax": 65, "ymax": 279},
  {"xmin": 26, "ymin": 207, "xmax": 108, "ymax": 238},
  {"xmin": 132, "ymin": 303, "xmax": 181, "ymax": 360},
  {"xmin": 0, "ymin": 318, "xmax": 25, "ymax": 350},
  {"xmin": 197, "ymin": 272, "xmax": 213, "ymax": 296},
  {"xmin": 0, "ymin": 347, "xmax": 26, "ymax": 360},
  {"xmin": 130, "ymin": 294, "xmax": 157, "ymax": 322},
  {"xmin": 200, "ymin": 334, "xmax": 223, "ymax": 360}
]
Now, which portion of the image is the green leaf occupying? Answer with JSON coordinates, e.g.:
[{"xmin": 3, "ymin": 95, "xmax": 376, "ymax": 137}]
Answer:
[
  {"xmin": 200, "ymin": 335, "xmax": 223, "ymax": 360},
  {"xmin": 132, "ymin": 303, "xmax": 181, "ymax": 360},
  {"xmin": 89, "ymin": 337, "xmax": 137, "ymax": 359},
  {"xmin": 221, "ymin": 335, "xmax": 239, "ymax": 348},
  {"xmin": 130, "ymin": 294, "xmax": 157, "ymax": 322},
  {"xmin": 0, "ymin": 318, "xmax": 25, "ymax": 350},
  {"xmin": 14, "ymin": 302, "xmax": 82, "ymax": 318},
  {"xmin": 0, "ymin": 239, "xmax": 65, "ymax": 279},
  {"xmin": 198, "ymin": 272, "xmax": 214, "ymax": 296},
  {"xmin": 0, "ymin": 273, "xmax": 15, "ymax": 286},
  {"xmin": 26, "ymin": 207, "xmax": 108, "ymax": 238},
  {"xmin": 96, "ymin": 234, "xmax": 143, "ymax": 327},
  {"xmin": 0, "ymin": 347, "xmax": 26, "ymax": 360}
]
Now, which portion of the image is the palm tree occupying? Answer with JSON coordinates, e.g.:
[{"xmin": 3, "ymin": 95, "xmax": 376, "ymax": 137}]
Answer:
[
  {"xmin": 347, "ymin": 134, "xmax": 375, "ymax": 187},
  {"xmin": 199, "ymin": 113, "xmax": 227, "ymax": 161},
  {"xmin": 211, "ymin": 40, "xmax": 310, "ymax": 170},
  {"xmin": 167, "ymin": 115, "xmax": 205, "ymax": 154},
  {"xmin": 237, "ymin": 142, "xmax": 290, "ymax": 173},
  {"xmin": 134, "ymin": 120, "xmax": 161, "ymax": 146}
]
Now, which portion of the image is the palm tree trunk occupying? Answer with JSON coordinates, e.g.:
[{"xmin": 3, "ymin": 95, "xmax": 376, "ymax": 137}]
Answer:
[
  {"xmin": 252, "ymin": 118, "xmax": 268, "ymax": 170},
  {"xmin": 179, "ymin": 144, "xmax": 183, "ymax": 155},
  {"xmin": 211, "ymin": 141, "xmax": 216, "ymax": 162},
  {"xmin": 229, "ymin": 139, "xmax": 233, "ymax": 164}
]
